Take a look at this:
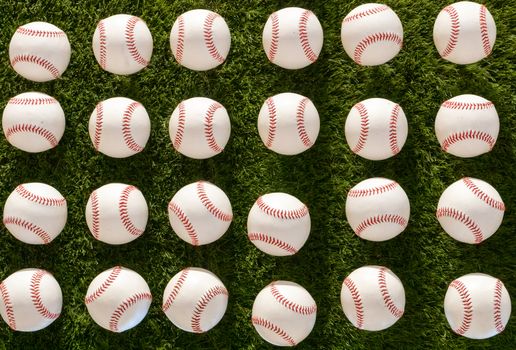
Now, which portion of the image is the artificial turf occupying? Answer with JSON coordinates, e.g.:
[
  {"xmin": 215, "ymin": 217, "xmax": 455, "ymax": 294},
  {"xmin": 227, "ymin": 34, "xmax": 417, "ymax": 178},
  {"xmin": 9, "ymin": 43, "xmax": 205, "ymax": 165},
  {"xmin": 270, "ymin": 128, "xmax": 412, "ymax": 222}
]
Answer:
[{"xmin": 0, "ymin": 0, "xmax": 514, "ymax": 349}]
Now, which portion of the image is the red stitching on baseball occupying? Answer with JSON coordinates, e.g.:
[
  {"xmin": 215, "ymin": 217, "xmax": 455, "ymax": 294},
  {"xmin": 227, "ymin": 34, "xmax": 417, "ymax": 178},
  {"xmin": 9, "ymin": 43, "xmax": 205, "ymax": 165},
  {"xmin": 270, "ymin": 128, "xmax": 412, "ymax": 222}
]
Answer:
[
  {"xmin": 3, "ymin": 216, "xmax": 52, "ymax": 244},
  {"xmin": 191, "ymin": 285, "xmax": 228, "ymax": 333},
  {"xmin": 162, "ymin": 269, "xmax": 189, "ymax": 312},
  {"xmin": 173, "ymin": 102, "xmax": 186, "ymax": 150},
  {"xmin": 267, "ymin": 13, "xmax": 279, "ymax": 62},
  {"xmin": 196, "ymin": 181, "xmax": 232, "ymax": 221},
  {"xmin": 354, "ymin": 32, "xmax": 402, "ymax": 65},
  {"xmin": 5, "ymin": 124, "xmax": 58, "ymax": 147},
  {"xmin": 256, "ymin": 196, "xmax": 308, "ymax": 219},
  {"xmin": 441, "ymin": 130, "xmax": 496, "ymax": 153},
  {"xmin": 436, "ymin": 207, "xmax": 484, "ymax": 243},
  {"xmin": 109, "ymin": 292, "xmax": 152, "ymax": 332},
  {"xmin": 344, "ymin": 5, "xmax": 389, "ymax": 23},
  {"xmin": 17, "ymin": 27, "xmax": 66, "ymax": 38},
  {"xmin": 248, "ymin": 233, "xmax": 298, "ymax": 254},
  {"xmin": 493, "ymin": 279, "xmax": 505, "ymax": 333},
  {"xmin": 97, "ymin": 20, "xmax": 107, "ymax": 69},
  {"xmin": 442, "ymin": 100, "xmax": 494, "ymax": 110},
  {"xmin": 11, "ymin": 54, "xmax": 60, "ymax": 79},
  {"xmin": 450, "ymin": 279, "xmax": 473, "ymax": 335},
  {"xmin": 299, "ymin": 10, "xmax": 318, "ymax": 63},
  {"xmin": 122, "ymin": 101, "xmax": 145, "ymax": 153},
  {"xmin": 270, "ymin": 283, "xmax": 316, "ymax": 315},
  {"xmin": 85, "ymin": 266, "xmax": 122, "ymax": 304},
  {"xmin": 93, "ymin": 102, "xmax": 103, "ymax": 151},
  {"xmin": 175, "ymin": 15, "xmax": 185, "ymax": 63},
  {"xmin": 168, "ymin": 201, "xmax": 199, "ymax": 245},
  {"xmin": 15, "ymin": 185, "xmax": 66, "ymax": 207},
  {"xmin": 351, "ymin": 102, "xmax": 369, "ymax": 153},
  {"xmin": 462, "ymin": 178, "xmax": 505, "ymax": 211},
  {"xmin": 354, "ymin": 214, "xmax": 407, "ymax": 237},
  {"xmin": 265, "ymin": 97, "xmax": 277, "ymax": 148},
  {"xmin": 252, "ymin": 316, "xmax": 296, "ymax": 346},
  {"xmin": 0, "ymin": 282, "xmax": 16, "ymax": 330},
  {"xmin": 378, "ymin": 267, "xmax": 404, "ymax": 318},
  {"xmin": 89, "ymin": 190, "xmax": 101, "ymax": 240},
  {"xmin": 441, "ymin": 5, "xmax": 460, "ymax": 58},
  {"xmin": 389, "ymin": 104, "xmax": 401, "ymax": 155},
  {"xmin": 203, "ymin": 12, "xmax": 225, "ymax": 63},
  {"xmin": 30, "ymin": 270, "xmax": 60, "ymax": 320},
  {"xmin": 343, "ymin": 277, "xmax": 364, "ymax": 329},
  {"xmin": 125, "ymin": 16, "xmax": 149, "ymax": 67},
  {"xmin": 296, "ymin": 97, "xmax": 313, "ymax": 147},
  {"xmin": 8, "ymin": 97, "xmax": 57, "ymax": 105},
  {"xmin": 204, "ymin": 102, "xmax": 224, "ymax": 153},
  {"xmin": 119, "ymin": 185, "xmax": 145, "ymax": 237},
  {"xmin": 479, "ymin": 5, "xmax": 492, "ymax": 57},
  {"xmin": 348, "ymin": 181, "xmax": 398, "ymax": 197}
]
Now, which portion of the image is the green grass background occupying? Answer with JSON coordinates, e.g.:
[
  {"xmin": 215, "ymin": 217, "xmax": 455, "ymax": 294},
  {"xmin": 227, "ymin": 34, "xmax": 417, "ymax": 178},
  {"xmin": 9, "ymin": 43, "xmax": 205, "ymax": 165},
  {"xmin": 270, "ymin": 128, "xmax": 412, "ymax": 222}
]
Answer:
[{"xmin": 0, "ymin": 0, "xmax": 514, "ymax": 348}]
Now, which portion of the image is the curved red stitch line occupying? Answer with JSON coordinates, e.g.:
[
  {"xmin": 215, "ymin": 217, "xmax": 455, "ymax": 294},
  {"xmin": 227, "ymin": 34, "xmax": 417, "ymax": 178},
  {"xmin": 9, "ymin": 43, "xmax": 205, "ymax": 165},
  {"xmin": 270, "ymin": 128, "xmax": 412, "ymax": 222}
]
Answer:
[
  {"xmin": 378, "ymin": 267, "xmax": 404, "ymax": 318},
  {"xmin": 125, "ymin": 16, "xmax": 149, "ymax": 67},
  {"xmin": 204, "ymin": 102, "xmax": 224, "ymax": 153},
  {"xmin": 441, "ymin": 130, "xmax": 496, "ymax": 152},
  {"xmin": 251, "ymin": 316, "xmax": 296, "ymax": 346},
  {"xmin": 11, "ymin": 54, "xmax": 61, "ymax": 78},
  {"xmin": 3, "ymin": 216, "xmax": 52, "ymax": 243},
  {"xmin": 119, "ymin": 185, "xmax": 145, "ymax": 237},
  {"xmin": 256, "ymin": 196, "xmax": 308, "ymax": 220},
  {"xmin": 348, "ymin": 181, "xmax": 398, "ymax": 197},
  {"xmin": 17, "ymin": 27, "xmax": 66, "ymax": 38},
  {"xmin": 344, "ymin": 5, "xmax": 389, "ymax": 23},
  {"xmin": 479, "ymin": 5, "xmax": 492, "ymax": 57},
  {"xmin": 343, "ymin": 278, "xmax": 364, "ymax": 329},
  {"xmin": 93, "ymin": 102, "xmax": 103, "ymax": 151},
  {"xmin": 162, "ymin": 269, "xmax": 190, "ymax": 312},
  {"xmin": 30, "ymin": 270, "xmax": 60, "ymax": 319},
  {"xmin": 442, "ymin": 100, "xmax": 494, "ymax": 110},
  {"xmin": 354, "ymin": 214, "xmax": 407, "ymax": 237},
  {"xmin": 389, "ymin": 104, "xmax": 401, "ymax": 155},
  {"xmin": 248, "ymin": 232, "xmax": 298, "ymax": 254},
  {"xmin": 191, "ymin": 285, "xmax": 228, "ymax": 333},
  {"xmin": 493, "ymin": 279, "xmax": 505, "ymax": 333},
  {"xmin": 90, "ymin": 190, "xmax": 101, "ymax": 240},
  {"xmin": 0, "ymin": 282, "xmax": 16, "ymax": 330},
  {"xmin": 196, "ymin": 181, "xmax": 232, "ymax": 222},
  {"xmin": 16, "ymin": 185, "xmax": 66, "ymax": 207},
  {"xmin": 9, "ymin": 97, "xmax": 57, "ymax": 105},
  {"xmin": 267, "ymin": 13, "xmax": 279, "ymax": 62},
  {"xmin": 203, "ymin": 12, "xmax": 225, "ymax": 63},
  {"xmin": 441, "ymin": 5, "xmax": 460, "ymax": 58},
  {"xmin": 265, "ymin": 97, "xmax": 277, "ymax": 148},
  {"xmin": 354, "ymin": 32, "xmax": 402, "ymax": 65},
  {"xmin": 436, "ymin": 207, "xmax": 484, "ymax": 243},
  {"xmin": 299, "ymin": 10, "xmax": 318, "ymax": 63},
  {"xmin": 462, "ymin": 178, "xmax": 505, "ymax": 211},
  {"xmin": 6, "ymin": 124, "xmax": 58, "ymax": 147},
  {"xmin": 296, "ymin": 97, "xmax": 313, "ymax": 147},
  {"xmin": 173, "ymin": 102, "xmax": 186, "ymax": 150},
  {"xmin": 168, "ymin": 201, "xmax": 199, "ymax": 245},
  {"xmin": 109, "ymin": 292, "xmax": 152, "ymax": 332},
  {"xmin": 97, "ymin": 20, "xmax": 107, "ymax": 69},
  {"xmin": 270, "ymin": 283, "xmax": 316, "ymax": 315},
  {"xmin": 84, "ymin": 266, "xmax": 122, "ymax": 304},
  {"xmin": 449, "ymin": 279, "xmax": 473, "ymax": 335},
  {"xmin": 351, "ymin": 102, "xmax": 369, "ymax": 153},
  {"xmin": 122, "ymin": 101, "xmax": 145, "ymax": 153},
  {"xmin": 175, "ymin": 15, "xmax": 185, "ymax": 63}
]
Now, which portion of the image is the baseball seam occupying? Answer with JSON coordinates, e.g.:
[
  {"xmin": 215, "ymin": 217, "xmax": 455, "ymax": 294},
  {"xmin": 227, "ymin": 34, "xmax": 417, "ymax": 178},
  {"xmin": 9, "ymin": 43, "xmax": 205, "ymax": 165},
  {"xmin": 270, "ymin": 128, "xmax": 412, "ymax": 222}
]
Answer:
[
  {"xmin": 119, "ymin": 185, "xmax": 145, "ymax": 237},
  {"xmin": 436, "ymin": 207, "xmax": 484, "ymax": 243},
  {"xmin": 354, "ymin": 32, "xmax": 402, "ymax": 65},
  {"xmin": 191, "ymin": 285, "xmax": 228, "ymax": 333},
  {"xmin": 251, "ymin": 316, "xmax": 296, "ymax": 346},
  {"xmin": 84, "ymin": 266, "xmax": 122, "ymax": 304},
  {"xmin": 479, "ymin": 5, "xmax": 492, "ymax": 57},
  {"xmin": 90, "ymin": 190, "xmax": 101, "ymax": 240},
  {"xmin": 265, "ymin": 97, "xmax": 277, "ymax": 148},
  {"xmin": 109, "ymin": 292, "xmax": 152, "ymax": 332},
  {"xmin": 196, "ymin": 182, "xmax": 232, "ymax": 222},
  {"xmin": 256, "ymin": 196, "xmax": 308, "ymax": 220},
  {"xmin": 162, "ymin": 269, "xmax": 189, "ymax": 312},
  {"xmin": 441, "ymin": 130, "xmax": 496, "ymax": 153},
  {"xmin": 8, "ymin": 97, "xmax": 57, "ymax": 105},
  {"xmin": 0, "ymin": 282, "xmax": 16, "ymax": 330},
  {"xmin": 203, "ymin": 12, "xmax": 225, "ymax": 63},
  {"xmin": 450, "ymin": 279, "xmax": 473, "ymax": 335},
  {"xmin": 388, "ymin": 104, "xmax": 401, "ymax": 155},
  {"xmin": 267, "ymin": 13, "xmax": 279, "ymax": 62},
  {"xmin": 270, "ymin": 283, "xmax": 316, "ymax": 315},
  {"xmin": 348, "ymin": 181, "xmax": 398, "ymax": 197},
  {"xmin": 296, "ymin": 97, "xmax": 313, "ymax": 148},
  {"xmin": 3, "ymin": 216, "xmax": 52, "ymax": 244},
  {"xmin": 15, "ymin": 185, "xmax": 66, "ymax": 207},
  {"xmin": 344, "ymin": 5, "xmax": 389, "ymax": 23},
  {"xmin": 97, "ymin": 20, "xmax": 107, "ymax": 69},
  {"xmin": 248, "ymin": 232, "xmax": 298, "ymax": 255},
  {"xmin": 93, "ymin": 102, "xmax": 104, "ymax": 151},
  {"xmin": 299, "ymin": 10, "xmax": 318, "ymax": 63},
  {"xmin": 122, "ymin": 101, "xmax": 145, "ymax": 153},
  {"xmin": 17, "ymin": 27, "xmax": 66, "ymax": 38},
  {"xmin": 168, "ymin": 201, "xmax": 199, "ymax": 245},
  {"xmin": 204, "ymin": 102, "xmax": 224, "ymax": 153},
  {"xmin": 30, "ymin": 270, "xmax": 60, "ymax": 319},
  {"xmin": 173, "ymin": 102, "xmax": 186, "ymax": 150},
  {"xmin": 462, "ymin": 178, "xmax": 505, "ymax": 211},
  {"xmin": 441, "ymin": 5, "xmax": 460, "ymax": 58},
  {"xmin": 125, "ymin": 16, "xmax": 149, "ymax": 67},
  {"xmin": 378, "ymin": 268, "xmax": 404, "ymax": 318},
  {"xmin": 351, "ymin": 102, "xmax": 369, "ymax": 154},
  {"xmin": 354, "ymin": 214, "xmax": 407, "ymax": 237},
  {"xmin": 442, "ymin": 100, "xmax": 494, "ymax": 110},
  {"xmin": 6, "ymin": 124, "xmax": 58, "ymax": 147},
  {"xmin": 11, "ymin": 54, "xmax": 61, "ymax": 79},
  {"xmin": 343, "ymin": 277, "xmax": 364, "ymax": 329},
  {"xmin": 493, "ymin": 279, "xmax": 505, "ymax": 333},
  {"xmin": 175, "ymin": 15, "xmax": 185, "ymax": 63}
]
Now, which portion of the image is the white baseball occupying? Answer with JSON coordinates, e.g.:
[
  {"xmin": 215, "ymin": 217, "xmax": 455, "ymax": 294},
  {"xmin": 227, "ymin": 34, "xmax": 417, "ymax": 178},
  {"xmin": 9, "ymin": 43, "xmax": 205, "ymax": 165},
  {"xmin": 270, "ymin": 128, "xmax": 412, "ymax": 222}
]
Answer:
[
  {"xmin": 3, "ymin": 183, "xmax": 67, "ymax": 245},
  {"xmin": 444, "ymin": 273, "xmax": 511, "ymax": 339},
  {"xmin": 9, "ymin": 22, "xmax": 71, "ymax": 82},
  {"xmin": 85, "ymin": 183, "xmax": 148, "ymax": 245},
  {"xmin": 0, "ymin": 268, "xmax": 62, "ymax": 332},
  {"xmin": 263, "ymin": 7, "xmax": 323, "ymax": 69},
  {"xmin": 435, "ymin": 94, "xmax": 498, "ymax": 158},
  {"xmin": 170, "ymin": 9, "xmax": 231, "ymax": 71},
  {"xmin": 168, "ymin": 181, "xmax": 232, "ymax": 246},
  {"xmin": 257, "ymin": 92, "xmax": 320, "ymax": 155},
  {"xmin": 346, "ymin": 178, "xmax": 410, "ymax": 241},
  {"xmin": 341, "ymin": 4, "xmax": 403, "ymax": 66},
  {"xmin": 162, "ymin": 267, "xmax": 228, "ymax": 333},
  {"xmin": 345, "ymin": 98, "xmax": 408, "ymax": 160},
  {"xmin": 169, "ymin": 97, "xmax": 231, "ymax": 159},
  {"xmin": 436, "ymin": 177, "xmax": 504, "ymax": 244},
  {"xmin": 252, "ymin": 281, "xmax": 317, "ymax": 346},
  {"xmin": 89, "ymin": 97, "xmax": 151, "ymax": 158},
  {"xmin": 247, "ymin": 192, "xmax": 310, "ymax": 256},
  {"xmin": 93, "ymin": 14, "xmax": 153, "ymax": 75},
  {"xmin": 2, "ymin": 92, "xmax": 65, "ymax": 153},
  {"xmin": 433, "ymin": 1, "xmax": 496, "ymax": 64},
  {"xmin": 341, "ymin": 265, "xmax": 405, "ymax": 331},
  {"xmin": 85, "ymin": 266, "xmax": 152, "ymax": 332}
]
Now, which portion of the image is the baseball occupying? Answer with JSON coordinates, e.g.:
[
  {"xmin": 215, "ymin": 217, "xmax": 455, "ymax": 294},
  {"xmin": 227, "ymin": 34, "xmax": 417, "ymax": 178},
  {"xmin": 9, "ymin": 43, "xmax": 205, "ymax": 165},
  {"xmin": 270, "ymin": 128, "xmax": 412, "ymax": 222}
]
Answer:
[
  {"xmin": 252, "ymin": 280, "xmax": 317, "ymax": 346},
  {"xmin": 346, "ymin": 178, "xmax": 410, "ymax": 241},
  {"xmin": 85, "ymin": 183, "xmax": 148, "ymax": 245},
  {"xmin": 444, "ymin": 273, "xmax": 511, "ymax": 339},
  {"xmin": 2, "ymin": 92, "xmax": 65, "ymax": 153},
  {"xmin": 3, "ymin": 183, "xmax": 67, "ymax": 245},
  {"xmin": 169, "ymin": 97, "xmax": 231, "ymax": 159},
  {"xmin": 436, "ymin": 177, "xmax": 504, "ymax": 244},
  {"xmin": 85, "ymin": 266, "xmax": 152, "ymax": 332},
  {"xmin": 345, "ymin": 98, "xmax": 408, "ymax": 160},
  {"xmin": 9, "ymin": 21, "xmax": 71, "ymax": 82},
  {"xmin": 247, "ymin": 192, "xmax": 310, "ymax": 256},
  {"xmin": 435, "ymin": 94, "xmax": 498, "ymax": 158},
  {"xmin": 170, "ymin": 9, "xmax": 231, "ymax": 71},
  {"xmin": 341, "ymin": 265, "xmax": 405, "ymax": 331},
  {"xmin": 257, "ymin": 92, "xmax": 320, "ymax": 155},
  {"xmin": 162, "ymin": 267, "xmax": 228, "ymax": 333},
  {"xmin": 341, "ymin": 4, "xmax": 403, "ymax": 66},
  {"xmin": 89, "ymin": 97, "xmax": 151, "ymax": 158},
  {"xmin": 168, "ymin": 181, "xmax": 233, "ymax": 246},
  {"xmin": 0, "ymin": 268, "xmax": 62, "ymax": 332},
  {"xmin": 93, "ymin": 14, "xmax": 153, "ymax": 75},
  {"xmin": 263, "ymin": 7, "xmax": 323, "ymax": 69},
  {"xmin": 433, "ymin": 1, "xmax": 496, "ymax": 64}
]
